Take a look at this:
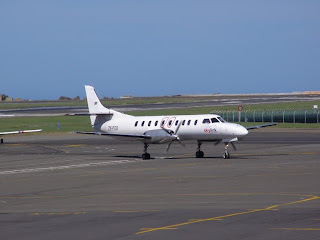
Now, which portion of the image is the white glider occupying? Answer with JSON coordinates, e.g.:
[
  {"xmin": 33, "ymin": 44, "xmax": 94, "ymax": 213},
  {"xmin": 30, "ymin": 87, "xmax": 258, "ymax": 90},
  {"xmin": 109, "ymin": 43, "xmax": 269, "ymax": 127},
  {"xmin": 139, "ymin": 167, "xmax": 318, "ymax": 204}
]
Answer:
[{"xmin": 0, "ymin": 129, "xmax": 42, "ymax": 144}]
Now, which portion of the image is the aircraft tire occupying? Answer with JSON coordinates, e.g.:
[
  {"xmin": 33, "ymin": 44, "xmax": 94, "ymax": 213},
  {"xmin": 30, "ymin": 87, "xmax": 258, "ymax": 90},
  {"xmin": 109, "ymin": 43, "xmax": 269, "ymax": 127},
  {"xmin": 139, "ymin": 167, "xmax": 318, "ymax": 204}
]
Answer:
[
  {"xmin": 196, "ymin": 151, "xmax": 204, "ymax": 158},
  {"xmin": 0, "ymin": 139, "xmax": 3, "ymax": 144},
  {"xmin": 223, "ymin": 151, "xmax": 230, "ymax": 159},
  {"xmin": 142, "ymin": 153, "xmax": 151, "ymax": 160}
]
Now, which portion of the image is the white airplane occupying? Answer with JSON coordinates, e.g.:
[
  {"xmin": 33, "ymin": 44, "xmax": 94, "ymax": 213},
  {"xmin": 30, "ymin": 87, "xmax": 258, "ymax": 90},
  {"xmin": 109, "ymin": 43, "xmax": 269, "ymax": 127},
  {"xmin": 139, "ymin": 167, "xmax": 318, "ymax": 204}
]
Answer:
[
  {"xmin": 0, "ymin": 129, "xmax": 42, "ymax": 144},
  {"xmin": 77, "ymin": 85, "xmax": 276, "ymax": 159}
]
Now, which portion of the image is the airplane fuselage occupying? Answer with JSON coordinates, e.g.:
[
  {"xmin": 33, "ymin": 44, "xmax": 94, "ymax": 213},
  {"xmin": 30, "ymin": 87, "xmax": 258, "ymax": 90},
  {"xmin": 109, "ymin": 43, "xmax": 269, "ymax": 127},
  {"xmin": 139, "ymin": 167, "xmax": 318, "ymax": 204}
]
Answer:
[{"xmin": 98, "ymin": 114, "xmax": 248, "ymax": 142}]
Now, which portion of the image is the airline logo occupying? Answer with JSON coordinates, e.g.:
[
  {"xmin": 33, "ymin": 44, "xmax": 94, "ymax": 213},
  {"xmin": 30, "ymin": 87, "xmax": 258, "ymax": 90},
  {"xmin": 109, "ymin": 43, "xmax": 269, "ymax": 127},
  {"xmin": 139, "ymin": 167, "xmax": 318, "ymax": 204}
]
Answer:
[{"xmin": 204, "ymin": 127, "xmax": 216, "ymax": 133}]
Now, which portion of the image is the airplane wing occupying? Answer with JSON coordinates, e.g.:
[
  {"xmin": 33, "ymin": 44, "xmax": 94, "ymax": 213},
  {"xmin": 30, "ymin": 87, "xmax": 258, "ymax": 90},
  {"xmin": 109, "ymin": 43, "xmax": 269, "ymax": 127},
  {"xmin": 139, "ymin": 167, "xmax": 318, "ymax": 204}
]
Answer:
[
  {"xmin": 246, "ymin": 123, "xmax": 277, "ymax": 130},
  {"xmin": 0, "ymin": 129, "xmax": 42, "ymax": 135},
  {"xmin": 74, "ymin": 131, "xmax": 152, "ymax": 141}
]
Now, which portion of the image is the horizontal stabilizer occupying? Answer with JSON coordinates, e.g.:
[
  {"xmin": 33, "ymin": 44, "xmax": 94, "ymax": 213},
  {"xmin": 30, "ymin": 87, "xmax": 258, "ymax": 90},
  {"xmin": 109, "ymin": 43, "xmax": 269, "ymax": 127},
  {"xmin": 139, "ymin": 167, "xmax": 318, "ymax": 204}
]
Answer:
[{"xmin": 246, "ymin": 123, "xmax": 277, "ymax": 130}]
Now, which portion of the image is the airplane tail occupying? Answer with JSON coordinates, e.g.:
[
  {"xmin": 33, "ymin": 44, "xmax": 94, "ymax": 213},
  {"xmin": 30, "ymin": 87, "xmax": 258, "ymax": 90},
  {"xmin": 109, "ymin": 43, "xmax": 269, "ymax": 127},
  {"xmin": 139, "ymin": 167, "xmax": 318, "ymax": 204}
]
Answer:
[
  {"xmin": 85, "ymin": 85, "xmax": 114, "ymax": 128},
  {"xmin": 85, "ymin": 85, "xmax": 112, "ymax": 114},
  {"xmin": 84, "ymin": 85, "xmax": 129, "ymax": 129}
]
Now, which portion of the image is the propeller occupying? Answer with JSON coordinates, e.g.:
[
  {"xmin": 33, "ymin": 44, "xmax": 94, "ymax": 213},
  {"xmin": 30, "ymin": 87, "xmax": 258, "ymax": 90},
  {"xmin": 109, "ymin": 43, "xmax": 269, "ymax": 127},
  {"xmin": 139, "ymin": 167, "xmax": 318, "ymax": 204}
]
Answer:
[{"xmin": 162, "ymin": 121, "xmax": 185, "ymax": 152}]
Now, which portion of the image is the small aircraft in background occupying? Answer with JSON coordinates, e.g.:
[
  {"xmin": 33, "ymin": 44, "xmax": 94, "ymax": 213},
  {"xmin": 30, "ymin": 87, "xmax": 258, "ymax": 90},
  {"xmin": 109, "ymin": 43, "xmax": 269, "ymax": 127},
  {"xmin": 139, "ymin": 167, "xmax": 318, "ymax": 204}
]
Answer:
[
  {"xmin": 0, "ymin": 129, "xmax": 42, "ymax": 144},
  {"xmin": 76, "ymin": 85, "xmax": 276, "ymax": 159}
]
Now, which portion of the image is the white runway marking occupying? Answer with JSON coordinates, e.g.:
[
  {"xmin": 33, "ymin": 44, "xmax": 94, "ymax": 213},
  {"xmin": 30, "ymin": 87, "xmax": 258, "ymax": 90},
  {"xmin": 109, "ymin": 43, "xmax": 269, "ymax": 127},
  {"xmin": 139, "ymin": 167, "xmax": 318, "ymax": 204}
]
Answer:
[{"xmin": 0, "ymin": 160, "xmax": 139, "ymax": 175}]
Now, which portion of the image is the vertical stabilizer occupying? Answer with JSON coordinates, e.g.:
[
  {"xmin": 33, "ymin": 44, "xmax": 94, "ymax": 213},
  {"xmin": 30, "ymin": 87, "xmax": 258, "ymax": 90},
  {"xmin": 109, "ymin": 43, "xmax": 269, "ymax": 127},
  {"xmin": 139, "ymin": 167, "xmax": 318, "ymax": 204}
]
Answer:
[
  {"xmin": 85, "ymin": 85, "xmax": 110, "ymax": 114},
  {"xmin": 84, "ymin": 85, "xmax": 131, "ymax": 129}
]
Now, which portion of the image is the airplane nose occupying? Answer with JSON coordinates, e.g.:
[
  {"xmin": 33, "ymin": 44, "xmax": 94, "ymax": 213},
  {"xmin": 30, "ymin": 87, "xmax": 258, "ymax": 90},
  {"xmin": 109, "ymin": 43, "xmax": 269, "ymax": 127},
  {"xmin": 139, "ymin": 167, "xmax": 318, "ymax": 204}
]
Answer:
[{"xmin": 236, "ymin": 125, "xmax": 249, "ymax": 138}]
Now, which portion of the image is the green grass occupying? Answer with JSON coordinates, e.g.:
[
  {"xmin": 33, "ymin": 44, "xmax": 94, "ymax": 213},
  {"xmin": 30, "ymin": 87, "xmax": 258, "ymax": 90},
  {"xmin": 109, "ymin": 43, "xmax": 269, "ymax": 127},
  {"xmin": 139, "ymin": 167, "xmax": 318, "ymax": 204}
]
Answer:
[
  {"xmin": 1, "ymin": 99, "xmax": 319, "ymax": 134},
  {"xmin": 127, "ymin": 101, "xmax": 320, "ymax": 116},
  {"xmin": 214, "ymin": 101, "xmax": 320, "ymax": 111},
  {"xmin": 128, "ymin": 107, "xmax": 216, "ymax": 116},
  {"xmin": 0, "ymin": 95, "xmax": 226, "ymax": 109},
  {"xmin": 1, "ymin": 115, "xmax": 318, "ymax": 137},
  {"xmin": 0, "ymin": 116, "xmax": 92, "ymax": 133},
  {"xmin": 2, "ymin": 96, "xmax": 318, "ymax": 110},
  {"xmin": 238, "ymin": 122, "xmax": 320, "ymax": 129}
]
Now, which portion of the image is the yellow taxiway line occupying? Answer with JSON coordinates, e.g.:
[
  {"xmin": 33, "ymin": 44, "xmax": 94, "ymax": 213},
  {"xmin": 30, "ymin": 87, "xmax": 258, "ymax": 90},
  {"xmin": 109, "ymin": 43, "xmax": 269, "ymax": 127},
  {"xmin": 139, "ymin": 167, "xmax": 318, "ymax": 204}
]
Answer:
[{"xmin": 136, "ymin": 194, "xmax": 320, "ymax": 235}]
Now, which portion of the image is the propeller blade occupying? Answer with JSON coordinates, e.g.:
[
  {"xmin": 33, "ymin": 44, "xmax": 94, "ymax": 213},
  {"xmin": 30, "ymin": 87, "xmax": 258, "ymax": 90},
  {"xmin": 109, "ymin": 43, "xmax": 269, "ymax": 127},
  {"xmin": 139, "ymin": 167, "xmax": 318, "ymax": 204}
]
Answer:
[
  {"xmin": 174, "ymin": 121, "xmax": 183, "ymax": 134},
  {"xmin": 166, "ymin": 140, "xmax": 173, "ymax": 153},
  {"xmin": 230, "ymin": 142, "xmax": 237, "ymax": 151},
  {"xmin": 161, "ymin": 126, "xmax": 174, "ymax": 135},
  {"xmin": 176, "ymin": 138, "xmax": 186, "ymax": 147}
]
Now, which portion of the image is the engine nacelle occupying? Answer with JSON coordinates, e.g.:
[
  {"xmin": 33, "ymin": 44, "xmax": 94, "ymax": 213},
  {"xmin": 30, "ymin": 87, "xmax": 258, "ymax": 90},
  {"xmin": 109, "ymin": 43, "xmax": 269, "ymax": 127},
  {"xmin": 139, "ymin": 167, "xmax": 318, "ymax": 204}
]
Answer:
[{"xmin": 144, "ymin": 129, "xmax": 175, "ymax": 144}]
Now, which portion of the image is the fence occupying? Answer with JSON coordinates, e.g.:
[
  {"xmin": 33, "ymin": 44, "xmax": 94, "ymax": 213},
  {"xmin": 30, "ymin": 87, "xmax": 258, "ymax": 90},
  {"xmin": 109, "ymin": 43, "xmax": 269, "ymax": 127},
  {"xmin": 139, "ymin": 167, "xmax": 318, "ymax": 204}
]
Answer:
[{"xmin": 210, "ymin": 109, "xmax": 320, "ymax": 123}]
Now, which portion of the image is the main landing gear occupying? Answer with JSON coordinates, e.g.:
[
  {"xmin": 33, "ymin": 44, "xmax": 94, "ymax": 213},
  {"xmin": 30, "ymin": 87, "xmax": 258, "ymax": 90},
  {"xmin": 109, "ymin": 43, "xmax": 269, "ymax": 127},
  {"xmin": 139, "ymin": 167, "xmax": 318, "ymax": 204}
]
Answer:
[
  {"xmin": 0, "ymin": 139, "xmax": 3, "ymax": 144},
  {"xmin": 196, "ymin": 140, "xmax": 204, "ymax": 158},
  {"xmin": 142, "ymin": 143, "xmax": 151, "ymax": 160}
]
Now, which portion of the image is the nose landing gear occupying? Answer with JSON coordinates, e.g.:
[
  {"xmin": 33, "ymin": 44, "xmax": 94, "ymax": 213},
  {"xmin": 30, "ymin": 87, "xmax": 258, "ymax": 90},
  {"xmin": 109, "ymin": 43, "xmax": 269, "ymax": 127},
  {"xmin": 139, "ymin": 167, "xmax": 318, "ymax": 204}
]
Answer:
[{"xmin": 223, "ymin": 143, "xmax": 230, "ymax": 159}]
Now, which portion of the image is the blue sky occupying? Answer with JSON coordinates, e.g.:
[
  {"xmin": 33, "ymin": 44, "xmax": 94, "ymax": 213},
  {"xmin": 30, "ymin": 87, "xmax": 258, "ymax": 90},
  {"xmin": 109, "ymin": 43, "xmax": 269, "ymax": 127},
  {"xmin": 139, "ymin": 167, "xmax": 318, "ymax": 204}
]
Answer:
[{"xmin": 0, "ymin": 0, "xmax": 319, "ymax": 100}]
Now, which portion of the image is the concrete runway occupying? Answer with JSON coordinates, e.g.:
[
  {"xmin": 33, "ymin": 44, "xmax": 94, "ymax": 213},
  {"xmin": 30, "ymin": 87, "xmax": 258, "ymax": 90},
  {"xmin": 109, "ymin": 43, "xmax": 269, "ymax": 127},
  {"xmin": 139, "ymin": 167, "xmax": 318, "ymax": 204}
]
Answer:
[{"xmin": 1, "ymin": 129, "xmax": 320, "ymax": 239}]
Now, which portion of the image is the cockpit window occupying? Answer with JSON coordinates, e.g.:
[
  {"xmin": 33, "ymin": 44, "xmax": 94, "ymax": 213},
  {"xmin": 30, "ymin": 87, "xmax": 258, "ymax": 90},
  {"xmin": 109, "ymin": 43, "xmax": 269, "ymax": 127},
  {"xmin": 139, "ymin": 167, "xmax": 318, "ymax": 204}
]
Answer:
[
  {"xmin": 202, "ymin": 119, "xmax": 210, "ymax": 124},
  {"xmin": 217, "ymin": 117, "xmax": 226, "ymax": 123},
  {"xmin": 211, "ymin": 118, "xmax": 220, "ymax": 123}
]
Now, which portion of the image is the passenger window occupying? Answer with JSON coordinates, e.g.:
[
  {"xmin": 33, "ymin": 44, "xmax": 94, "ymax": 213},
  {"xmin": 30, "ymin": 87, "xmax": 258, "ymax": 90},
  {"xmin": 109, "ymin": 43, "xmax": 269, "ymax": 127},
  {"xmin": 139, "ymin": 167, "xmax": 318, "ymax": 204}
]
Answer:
[
  {"xmin": 202, "ymin": 119, "xmax": 210, "ymax": 124},
  {"xmin": 168, "ymin": 120, "xmax": 173, "ymax": 127},
  {"xmin": 211, "ymin": 118, "xmax": 219, "ymax": 123},
  {"xmin": 135, "ymin": 121, "xmax": 138, "ymax": 127},
  {"xmin": 175, "ymin": 120, "xmax": 179, "ymax": 126},
  {"xmin": 194, "ymin": 120, "xmax": 198, "ymax": 125},
  {"xmin": 182, "ymin": 120, "xmax": 186, "ymax": 125},
  {"xmin": 161, "ymin": 120, "xmax": 166, "ymax": 127},
  {"xmin": 155, "ymin": 121, "xmax": 158, "ymax": 126},
  {"xmin": 141, "ymin": 121, "xmax": 145, "ymax": 127},
  {"xmin": 187, "ymin": 120, "xmax": 191, "ymax": 125},
  {"xmin": 148, "ymin": 121, "xmax": 152, "ymax": 126}
]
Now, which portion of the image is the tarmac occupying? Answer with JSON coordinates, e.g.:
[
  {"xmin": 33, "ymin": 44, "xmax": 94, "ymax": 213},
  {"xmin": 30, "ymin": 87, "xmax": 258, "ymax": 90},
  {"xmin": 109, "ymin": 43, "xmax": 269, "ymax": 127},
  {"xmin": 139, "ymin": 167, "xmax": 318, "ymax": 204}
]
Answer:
[{"xmin": 1, "ymin": 129, "xmax": 320, "ymax": 239}]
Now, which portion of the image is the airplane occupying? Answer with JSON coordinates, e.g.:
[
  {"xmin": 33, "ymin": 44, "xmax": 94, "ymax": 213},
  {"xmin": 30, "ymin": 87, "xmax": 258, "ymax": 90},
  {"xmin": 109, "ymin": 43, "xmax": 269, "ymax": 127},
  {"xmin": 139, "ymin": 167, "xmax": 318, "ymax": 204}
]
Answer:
[
  {"xmin": 76, "ymin": 85, "xmax": 276, "ymax": 159},
  {"xmin": 0, "ymin": 129, "xmax": 42, "ymax": 144}
]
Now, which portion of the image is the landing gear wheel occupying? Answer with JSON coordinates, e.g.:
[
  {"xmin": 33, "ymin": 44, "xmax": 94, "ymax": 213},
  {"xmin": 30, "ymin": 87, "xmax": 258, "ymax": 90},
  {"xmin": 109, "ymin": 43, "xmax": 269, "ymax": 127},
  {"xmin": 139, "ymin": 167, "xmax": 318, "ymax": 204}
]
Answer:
[
  {"xmin": 0, "ymin": 139, "xmax": 3, "ymax": 144},
  {"xmin": 223, "ymin": 151, "xmax": 230, "ymax": 159},
  {"xmin": 196, "ymin": 151, "xmax": 204, "ymax": 158},
  {"xmin": 196, "ymin": 141, "xmax": 204, "ymax": 158},
  {"xmin": 142, "ymin": 153, "xmax": 151, "ymax": 160},
  {"xmin": 142, "ymin": 143, "xmax": 151, "ymax": 160}
]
